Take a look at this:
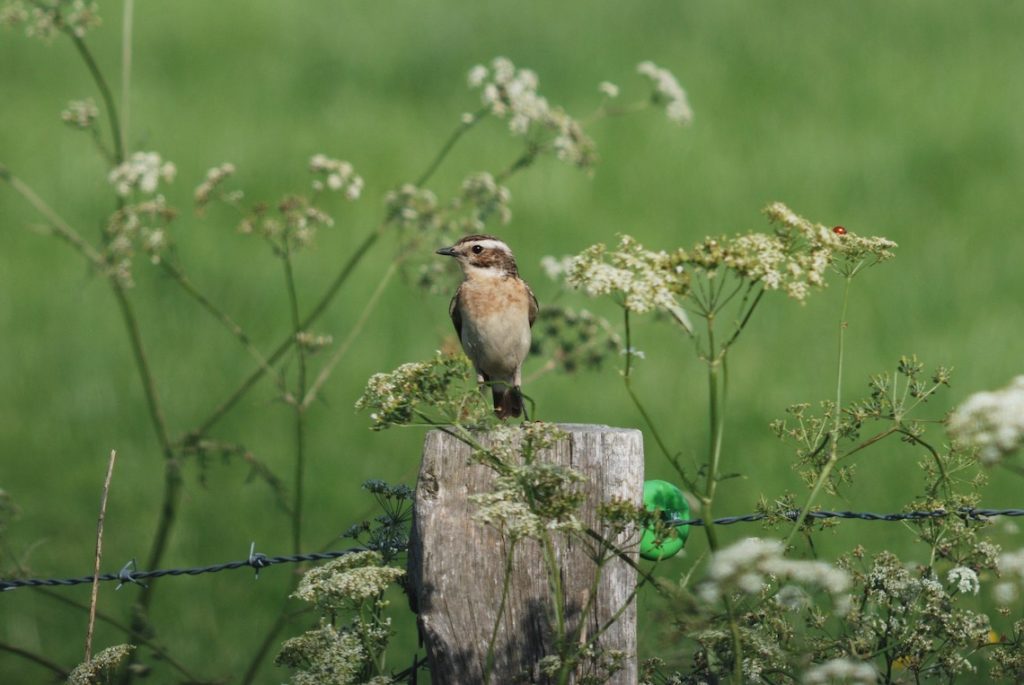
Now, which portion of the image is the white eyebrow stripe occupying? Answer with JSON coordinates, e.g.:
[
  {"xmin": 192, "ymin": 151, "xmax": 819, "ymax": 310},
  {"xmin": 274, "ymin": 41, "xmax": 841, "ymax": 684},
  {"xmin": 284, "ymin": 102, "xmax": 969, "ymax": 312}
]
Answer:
[{"xmin": 470, "ymin": 239, "xmax": 511, "ymax": 253}]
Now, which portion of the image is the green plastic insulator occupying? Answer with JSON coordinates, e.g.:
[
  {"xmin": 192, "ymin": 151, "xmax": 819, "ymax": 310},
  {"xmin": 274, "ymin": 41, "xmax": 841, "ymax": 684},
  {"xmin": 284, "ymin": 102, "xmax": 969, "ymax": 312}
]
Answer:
[{"xmin": 639, "ymin": 479, "xmax": 690, "ymax": 561}]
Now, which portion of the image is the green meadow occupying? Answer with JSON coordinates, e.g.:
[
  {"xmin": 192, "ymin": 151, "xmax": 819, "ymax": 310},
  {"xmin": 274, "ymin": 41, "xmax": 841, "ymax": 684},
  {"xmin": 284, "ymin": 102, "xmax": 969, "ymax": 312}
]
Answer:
[{"xmin": 2, "ymin": 1, "xmax": 1023, "ymax": 681}]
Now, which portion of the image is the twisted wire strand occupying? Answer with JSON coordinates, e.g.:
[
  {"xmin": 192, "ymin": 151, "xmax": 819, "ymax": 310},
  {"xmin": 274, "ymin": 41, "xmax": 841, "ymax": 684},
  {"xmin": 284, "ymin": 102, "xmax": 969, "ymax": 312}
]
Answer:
[
  {"xmin": 0, "ymin": 545, "xmax": 400, "ymax": 592},
  {"xmin": 3, "ymin": 507, "xmax": 1023, "ymax": 592},
  {"xmin": 664, "ymin": 506, "xmax": 1024, "ymax": 527}
]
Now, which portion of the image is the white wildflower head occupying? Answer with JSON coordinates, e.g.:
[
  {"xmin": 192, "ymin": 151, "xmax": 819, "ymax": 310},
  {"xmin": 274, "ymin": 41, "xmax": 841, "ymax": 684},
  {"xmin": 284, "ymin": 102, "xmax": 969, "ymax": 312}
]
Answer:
[
  {"xmin": 467, "ymin": 56, "xmax": 596, "ymax": 168},
  {"xmin": 276, "ymin": 621, "xmax": 366, "ymax": 685},
  {"xmin": 355, "ymin": 353, "xmax": 488, "ymax": 429},
  {"xmin": 948, "ymin": 376, "xmax": 1024, "ymax": 465},
  {"xmin": 540, "ymin": 255, "xmax": 573, "ymax": 281},
  {"xmin": 763, "ymin": 201, "xmax": 897, "ymax": 278},
  {"xmin": 67, "ymin": 644, "xmax": 135, "ymax": 685},
  {"xmin": 637, "ymin": 60, "xmax": 693, "ymax": 125},
  {"xmin": 472, "ymin": 460, "xmax": 584, "ymax": 540},
  {"xmin": 698, "ymin": 537, "xmax": 850, "ymax": 606},
  {"xmin": 293, "ymin": 550, "xmax": 404, "ymax": 613},
  {"xmin": 2, "ymin": 0, "xmax": 100, "ymax": 40},
  {"xmin": 194, "ymin": 162, "xmax": 236, "ymax": 209},
  {"xmin": 598, "ymin": 81, "xmax": 620, "ymax": 99},
  {"xmin": 801, "ymin": 658, "xmax": 877, "ymax": 685},
  {"xmin": 104, "ymin": 195, "xmax": 177, "ymax": 286},
  {"xmin": 947, "ymin": 566, "xmax": 980, "ymax": 595},
  {"xmin": 60, "ymin": 98, "xmax": 99, "ymax": 129},
  {"xmin": 108, "ymin": 151, "xmax": 177, "ymax": 197},
  {"xmin": 470, "ymin": 424, "xmax": 582, "ymax": 540},
  {"xmin": 452, "ymin": 171, "xmax": 512, "ymax": 228},
  {"xmin": 309, "ymin": 154, "xmax": 363, "ymax": 199},
  {"xmin": 567, "ymin": 235, "xmax": 688, "ymax": 314},
  {"xmin": 63, "ymin": 0, "xmax": 99, "ymax": 37},
  {"xmin": 994, "ymin": 547, "xmax": 1024, "ymax": 606}
]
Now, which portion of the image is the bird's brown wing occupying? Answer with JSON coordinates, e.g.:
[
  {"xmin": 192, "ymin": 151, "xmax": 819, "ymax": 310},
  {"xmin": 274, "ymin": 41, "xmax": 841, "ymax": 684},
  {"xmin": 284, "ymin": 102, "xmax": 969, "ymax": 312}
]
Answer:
[
  {"xmin": 448, "ymin": 284, "xmax": 464, "ymax": 340},
  {"xmin": 527, "ymin": 283, "xmax": 539, "ymax": 328}
]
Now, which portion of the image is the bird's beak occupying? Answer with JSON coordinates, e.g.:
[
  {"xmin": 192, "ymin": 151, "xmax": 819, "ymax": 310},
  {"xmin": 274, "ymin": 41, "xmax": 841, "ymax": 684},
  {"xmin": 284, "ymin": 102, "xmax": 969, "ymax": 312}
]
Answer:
[{"xmin": 436, "ymin": 246, "xmax": 457, "ymax": 257}]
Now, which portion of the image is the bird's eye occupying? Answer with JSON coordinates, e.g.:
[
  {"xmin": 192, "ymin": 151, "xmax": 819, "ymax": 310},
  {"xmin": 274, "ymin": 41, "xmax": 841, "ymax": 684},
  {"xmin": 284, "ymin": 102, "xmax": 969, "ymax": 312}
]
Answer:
[{"xmin": 471, "ymin": 245, "xmax": 483, "ymax": 254}]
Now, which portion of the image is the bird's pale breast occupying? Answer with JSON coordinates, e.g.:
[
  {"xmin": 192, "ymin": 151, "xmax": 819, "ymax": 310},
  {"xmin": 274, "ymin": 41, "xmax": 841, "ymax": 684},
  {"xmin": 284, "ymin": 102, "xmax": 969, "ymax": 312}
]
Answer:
[{"xmin": 457, "ymin": 276, "xmax": 532, "ymax": 379}]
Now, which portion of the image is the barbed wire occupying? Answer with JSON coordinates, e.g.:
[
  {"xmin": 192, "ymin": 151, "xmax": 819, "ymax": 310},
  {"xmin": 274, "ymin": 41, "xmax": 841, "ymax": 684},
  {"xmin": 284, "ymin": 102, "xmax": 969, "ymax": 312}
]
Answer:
[
  {"xmin": 0, "ymin": 543, "xmax": 398, "ymax": 592},
  {"xmin": 2, "ymin": 507, "xmax": 1022, "ymax": 593},
  {"xmin": 664, "ymin": 506, "xmax": 1024, "ymax": 528}
]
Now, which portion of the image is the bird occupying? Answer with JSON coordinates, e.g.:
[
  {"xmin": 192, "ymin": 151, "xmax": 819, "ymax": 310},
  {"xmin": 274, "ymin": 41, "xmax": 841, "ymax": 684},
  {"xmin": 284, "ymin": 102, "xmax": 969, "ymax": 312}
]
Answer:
[{"xmin": 436, "ymin": 234, "xmax": 538, "ymax": 419}]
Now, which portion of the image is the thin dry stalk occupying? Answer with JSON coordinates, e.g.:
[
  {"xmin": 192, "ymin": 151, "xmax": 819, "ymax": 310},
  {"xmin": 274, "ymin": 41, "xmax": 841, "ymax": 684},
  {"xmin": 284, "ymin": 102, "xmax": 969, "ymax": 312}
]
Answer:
[{"xmin": 85, "ymin": 449, "xmax": 119, "ymax": 662}]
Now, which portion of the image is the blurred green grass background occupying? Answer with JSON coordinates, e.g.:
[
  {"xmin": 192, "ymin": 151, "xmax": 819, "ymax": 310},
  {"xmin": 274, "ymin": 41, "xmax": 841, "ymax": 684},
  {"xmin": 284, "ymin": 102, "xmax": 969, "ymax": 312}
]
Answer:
[{"xmin": 2, "ymin": 0, "xmax": 1024, "ymax": 681}]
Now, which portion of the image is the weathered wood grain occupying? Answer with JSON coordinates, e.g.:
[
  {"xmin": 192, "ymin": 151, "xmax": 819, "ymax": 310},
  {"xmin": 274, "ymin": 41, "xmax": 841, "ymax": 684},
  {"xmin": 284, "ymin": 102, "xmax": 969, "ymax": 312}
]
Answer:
[{"xmin": 409, "ymin": 424, "xmax": 643, "ymax": 685}]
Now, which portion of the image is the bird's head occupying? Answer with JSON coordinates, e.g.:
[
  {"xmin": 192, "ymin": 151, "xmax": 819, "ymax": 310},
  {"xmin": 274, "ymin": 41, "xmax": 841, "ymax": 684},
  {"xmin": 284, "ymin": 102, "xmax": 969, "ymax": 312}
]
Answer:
[{"xmin": 436, "ymin": 234, "xmax": 518, "ymax": 278}]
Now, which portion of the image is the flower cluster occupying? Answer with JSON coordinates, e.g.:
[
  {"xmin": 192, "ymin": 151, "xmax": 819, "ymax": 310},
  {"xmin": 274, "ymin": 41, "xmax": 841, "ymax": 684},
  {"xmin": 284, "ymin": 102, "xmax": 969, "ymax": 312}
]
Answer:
[
  {"xmin": 453, "ymin": 171, "xmax": 512, "ymax": 227},
  {"xmin": 472, "ymin": 460, "xmax": 584, "ymax": 540},
  {"xmin": 598, "ymin": 81, "xmax": 620, "ymax": 99},
  {"xmin": 67, "ymin": 644, "xmax": 135, "ymax": 685},
  {"xmin": 193, "ymin": 162, "xmax": 236, "ymax": 209},
  {"xmin": 947, "ymin": 565, "xmax": 981, "ymax": 595},
  {"xmin": 295, "ymin": 331, "xmax": 333, "ymax": 354},
  {"xmin": 994, "ymin": 547, "xmax": 1024, "ymax": 605},
  {"xmin": 104, "ymin": 195, "xmax": 177, "ymax": 286},
  {"xmin": 469, "ymin": 423, "xmax": 584, "ymax": 540},
  {"xmin": 108, "ymin": 151, "xmax": 177, "ymax": 197},
  {"xmin": 309, "ymin": 154, "xmax": 364, "ymax": 200},
  {"xmin": 636, "ymin": 60, "xmax": 693, "ymax": 125},
  {"xmin": 341, "ymin": 480, "xmax": 414, "ymax": 559},
  {"xmin": 800, "ymin": 658, "xmax": 877, "ymax": 685},
  {"xmin": 468, "ymin": 57, "xmax": 596, "ymax": 168},
  {"xmin": 276, "ymin": 623, "xmax": 367, "ymax": 685},
  {"xmin": 385, "ymin": 183, "xmax": 440, "ymax": 232},
  {"xmin": 697, "ymin": 537, "xmax": 851, "ymax": 605},
  {"xmin": 293, "ymin": 551, "xmax": 404, "ymax": 613},
  {"xmin": 763, "ymin": 201, "xmax": 898, "ymax": 279},
  {"xmin": 355, "ymin": 352, "xmax": 489, "ymax": 429},
  {"xmin": 1, "ymin": 0, "xmax": 100, "ymax": 40},
  {"xmin": 60, "ymin": 98, "xmax": 99, "ymax": 129},
  {"xmin": 279, "ymin": 551, "xmax": 403, "ymax": 684},
  {"xmin": 238, "ymin": 194, "xmax": 334, "ymax": 250},
  {"xmin": 566, "ymin": 235, "xmax": 689, "ymax": 314},
  {"xmin": 948, "ymin": 376, "xmax": 1024, "ymax": 465},
  {"xmin": 529, "ymin": 306, "xmax": 623, "ymax": 374},
  {"xmin": 837, "ymin": 550, "xmax": 992, "ymax": 679}
]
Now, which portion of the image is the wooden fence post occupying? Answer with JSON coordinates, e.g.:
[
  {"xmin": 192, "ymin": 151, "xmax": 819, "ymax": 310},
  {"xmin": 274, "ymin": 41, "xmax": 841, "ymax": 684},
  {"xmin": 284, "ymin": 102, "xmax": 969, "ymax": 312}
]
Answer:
[{"xmin": 408, "ymin": 424, "xmax": 643, "ymax": 685}]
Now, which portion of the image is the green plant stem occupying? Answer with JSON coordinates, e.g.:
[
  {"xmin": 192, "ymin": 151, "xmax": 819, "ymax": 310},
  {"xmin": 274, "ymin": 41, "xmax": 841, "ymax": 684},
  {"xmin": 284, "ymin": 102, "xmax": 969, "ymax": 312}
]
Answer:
[
  {"xmin": 414, "ymin": 106, "xmax": 488, "ymax": 186},
  {"xmin": 302, "ymin": 260, "xmax": 400, "ymax": 409},
  {"xmin": 784, "ymin": 276, "xmax": 852, "ymax": 548},
  {"xmin": 483, "ymin": 540, "xmax": 517, "ymax": 685},
  {"xmin": 0, "ymin": 169, "xmax": 106, "ymax": 268},
  {"xmin": 282, "ymin": 248, "xmax": 307, "ymax": 555},
  {"xmin": 37, "ymin": 589, "xmax": 202, "ymax": 682},
  {"xmin": 160, "ymin": 260, "xmax": 275, "ymax": 375},
  {"xmin": 700, "ymin": 313, "xmax": 745, "ymax": 683},
  {"xmin": 621, "ymin": 309, "xmax": 698, "ymax": 493},
  {"xmin": 68, "ymin": 32, "xmax": 124, "ymax": 164},
  {"xmin": 187, "ymin": 223, "xmax": 385, "ymax": 439},
  {"xmin": 701, "ymin": 315, "xmax": 723, "ymax": 554},
  {"xmin": 0, "ymin": 641, "xmax": 69, "ymax": 679}
]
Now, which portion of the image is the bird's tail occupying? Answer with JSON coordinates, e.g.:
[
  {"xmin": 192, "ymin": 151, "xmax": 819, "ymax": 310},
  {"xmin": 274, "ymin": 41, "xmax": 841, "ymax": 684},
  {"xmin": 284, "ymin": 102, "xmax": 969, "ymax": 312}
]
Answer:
[{"xmin": 493, "ymin": 383, "xmax": 523, "ymax": 419}]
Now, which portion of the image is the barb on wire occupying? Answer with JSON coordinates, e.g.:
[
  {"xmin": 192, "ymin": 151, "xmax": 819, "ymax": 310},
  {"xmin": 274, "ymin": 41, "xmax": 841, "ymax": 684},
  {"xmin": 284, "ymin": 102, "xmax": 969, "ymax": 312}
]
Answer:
[
  {"xmin": 0, "ymin": 544, "xmax": 392, "ymax": 593},
  {"xmin": 664, "ymin": 506, "xmax": 1024, "ymax": 528}
]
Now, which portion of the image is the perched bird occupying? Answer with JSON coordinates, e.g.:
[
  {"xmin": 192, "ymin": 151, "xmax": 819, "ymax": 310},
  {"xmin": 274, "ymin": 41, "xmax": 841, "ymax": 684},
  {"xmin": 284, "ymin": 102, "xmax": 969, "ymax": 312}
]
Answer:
[{"xmin": 436, "ymin": 234, "xmax": 538, "ymax": 419}]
